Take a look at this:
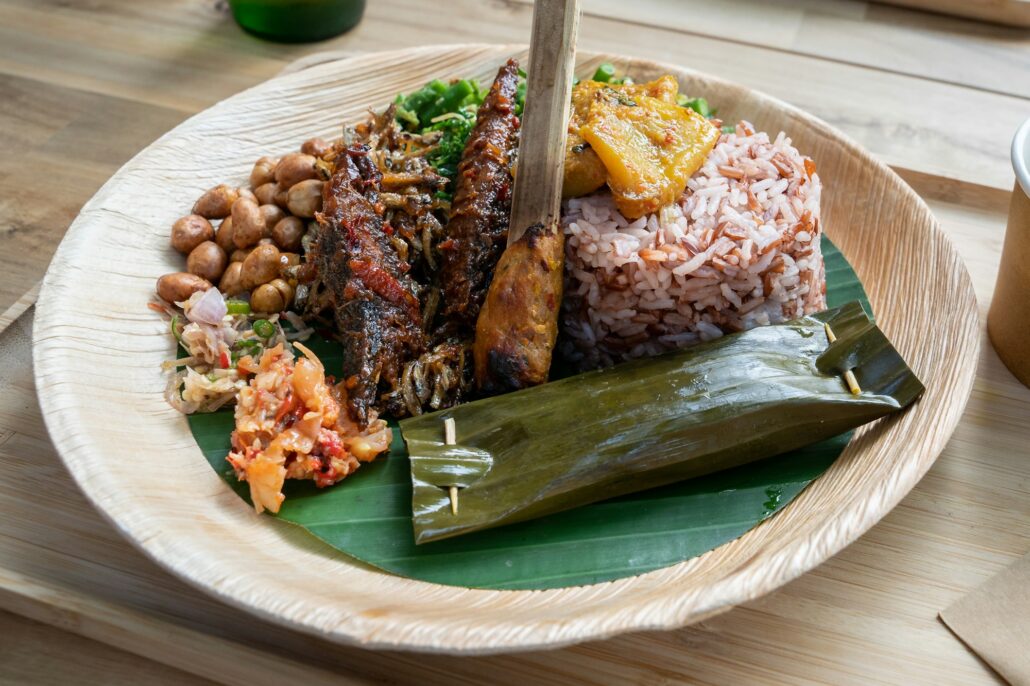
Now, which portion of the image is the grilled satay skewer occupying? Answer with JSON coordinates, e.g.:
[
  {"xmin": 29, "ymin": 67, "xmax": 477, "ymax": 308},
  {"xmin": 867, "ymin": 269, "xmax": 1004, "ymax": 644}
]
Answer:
[{"xmin": 473, "ymin": 0, "xmax": 581, "ymax": 393}]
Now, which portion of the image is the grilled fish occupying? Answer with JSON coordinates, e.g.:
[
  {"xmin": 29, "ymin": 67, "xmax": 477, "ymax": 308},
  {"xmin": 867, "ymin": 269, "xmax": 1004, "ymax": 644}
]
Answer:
[
  {"xmin": 316, "ymin": 145, "xmax": 425, "ymax": 425},
  {"xmin": 438, "ymin": 58, "xmax": 521, "ymax": 328}
]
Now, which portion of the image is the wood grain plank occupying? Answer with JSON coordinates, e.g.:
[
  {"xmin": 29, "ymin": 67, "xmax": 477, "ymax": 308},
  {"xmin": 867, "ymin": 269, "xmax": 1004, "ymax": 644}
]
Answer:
[
  {"xmin": 0, "ymin": 72, "xmax": 184, "ymax": 314},
  {"xmin": 0, "ymin": 570, "xmax": 371, "ymax": 686},
  {"xmin": 877, "ymin": 0, "xmax": 1030, "ymax": 27},
  {"xmin": 0, "ymin": 610, "xmax": 219, "ymax": 686},
  {"xmin": 0, "ymin": 282, "xmax": 39, "ymax": 335}
]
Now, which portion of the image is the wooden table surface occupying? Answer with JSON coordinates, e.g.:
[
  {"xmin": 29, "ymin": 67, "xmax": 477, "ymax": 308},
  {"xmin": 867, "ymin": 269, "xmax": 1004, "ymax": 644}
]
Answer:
[{"xmin": 2, "ymin": 1, "xmax": 1029, "ymax": 684}]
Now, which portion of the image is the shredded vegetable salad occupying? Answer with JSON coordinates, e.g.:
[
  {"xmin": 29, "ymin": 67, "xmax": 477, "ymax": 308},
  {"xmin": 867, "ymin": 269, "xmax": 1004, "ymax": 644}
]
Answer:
[
  {"xmin": 151, "ymin": 287, "xmax": 311, "ymax": 414},
  {"xmin": 227, "ymin": 343, "xmax": 391, "ymax": 514}
]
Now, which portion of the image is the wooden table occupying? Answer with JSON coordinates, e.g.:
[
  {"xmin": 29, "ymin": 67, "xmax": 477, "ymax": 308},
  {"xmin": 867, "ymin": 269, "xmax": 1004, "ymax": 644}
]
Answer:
[{"xmin": 2, "ymin": 1, "xmax": 1029, "ymax": 683}]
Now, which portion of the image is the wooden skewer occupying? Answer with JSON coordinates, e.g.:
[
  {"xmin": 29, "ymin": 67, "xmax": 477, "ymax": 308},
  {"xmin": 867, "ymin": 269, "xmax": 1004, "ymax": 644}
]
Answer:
[
  {"xmin": 824, "ymin": 323, "xmax": 862, "ymax": 395},
  {"xmin": 443, "ymin": 417, "xmax": 458, "ymax": 514},
  {"xmin": 505, "ymin": 0, "xmax": 581, "ymax": 244}
]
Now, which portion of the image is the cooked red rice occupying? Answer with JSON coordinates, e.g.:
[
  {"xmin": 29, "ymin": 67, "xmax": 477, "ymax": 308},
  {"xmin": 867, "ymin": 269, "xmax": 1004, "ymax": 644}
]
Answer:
[{"xmin": 561, "ymin": 121, "xmax": 825, "ymax": 368}]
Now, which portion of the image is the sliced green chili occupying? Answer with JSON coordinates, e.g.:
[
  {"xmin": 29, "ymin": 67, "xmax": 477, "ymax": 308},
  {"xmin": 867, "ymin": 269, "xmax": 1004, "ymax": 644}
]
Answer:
[
  {"xmin": 170, "ymin": 315, "xmax": 183, "ymax": 342},
  {"xmin": 226, "ymin": 300, "xmax": 251, "ymax": 316},
  {"xmin": 252, "ymin": 319, "xmax": 275, "ymax": 339},
  {"xmin": 592, "ymin": 63, "xmax": 616, "ymax": 83},
  {"xmin": 170, "ymin": 315, "xmax": 190, "ymax": 354}
]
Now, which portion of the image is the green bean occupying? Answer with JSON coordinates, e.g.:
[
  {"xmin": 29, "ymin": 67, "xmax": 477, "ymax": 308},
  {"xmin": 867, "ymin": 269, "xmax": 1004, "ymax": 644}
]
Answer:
[
  {"xmin": 592, "ymin": 63, "xmax": 616, "ymax": 83},
  {"xmin": 252, "ymin": 318, "xmax": 275, "ymax": 339},
  {"xmin": 401, "ymin": 80, "xmax": 447, "ymax": 123},
  {"xmin": 424, "ymin": 79, "xmax": 475, "ymax": 122}
]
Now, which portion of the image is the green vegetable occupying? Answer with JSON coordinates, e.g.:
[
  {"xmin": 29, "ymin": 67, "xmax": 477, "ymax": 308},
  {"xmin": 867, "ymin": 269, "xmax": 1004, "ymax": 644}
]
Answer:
[
  {"xmin": 230, "ymin": 337, "xmax": 262, "ymax": 366},
  {"xmin": 514, "ymin": 78, "xmax": 526, "ymax": 117},
  {"xmin": 225, "ymin": 300, "xmax": 251, "ymax": 316},
  {"xmin": 394, "ymin": 71, "xmax": 528, "ymax": 197},
  {"xmin": 423, "ymin": 79, "xmax": 476, "ymax": 123},
  {"xmin": 403, "ymin": 300, "xmax": 923, "ymax": 544},
  {"xmin": 192, "ymin": 237, "xmax": 873, "ymax": 590},
  {"xmin": 170, "ymin": 314, "xmax": 190, "ymax": 354},
  {"xmin": 252, "ymin": 318, "xmax": 275, "ymax": 339},
  {"xmin": 394, "ymin": 105, "xmax": 419, "ymax": 129},
  {"xmin": 592, "ymin": 63, "xmax": 616, "ymax": 83},
  {"xmin": 396, "ymin": 78, "xmax": 482, "ymax": 131},
  {"xmin": 397, "ymin": 79, "xmax": 448, "ymax": 129},
  {"xmin": 236, "ymin": 338, "xmax": 262, "ymax": 354},
  {"xmin": 681, "ymin": 96, "xmax": 711, "ymax": 117},
  {"xmin": 423, "ymin": 108, "xmax": 477, "ymax": 192},
  {"xmin": 722, "ymin": 124, "xmax": 737, "ymax": 134}
]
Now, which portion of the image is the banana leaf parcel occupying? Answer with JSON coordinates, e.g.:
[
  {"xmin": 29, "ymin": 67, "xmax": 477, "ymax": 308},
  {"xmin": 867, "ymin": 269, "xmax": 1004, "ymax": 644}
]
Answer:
[{"xmin": 402, "ymin": 300, "xmax": 923, "ymax": 544}]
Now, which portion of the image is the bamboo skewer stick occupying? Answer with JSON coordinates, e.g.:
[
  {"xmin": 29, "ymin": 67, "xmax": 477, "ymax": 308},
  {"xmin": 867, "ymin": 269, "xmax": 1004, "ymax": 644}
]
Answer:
[
  {"xmin": 505, "ymin": 0, "xmax": 581, "ymax": 245},
  {"xmin": 824, "ymin": 322, "xmax": 862, "ymax": 395},
  {"xmin": 444, "ymin": 417, "xmax": 458, "ymax": 514}
]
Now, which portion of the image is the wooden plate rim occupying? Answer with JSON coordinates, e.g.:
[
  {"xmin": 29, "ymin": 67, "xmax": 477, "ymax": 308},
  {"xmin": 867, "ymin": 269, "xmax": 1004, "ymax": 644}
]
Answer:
[{"xmin": 32, "ymin": 44, "xmax": 980, "ymax": 654}]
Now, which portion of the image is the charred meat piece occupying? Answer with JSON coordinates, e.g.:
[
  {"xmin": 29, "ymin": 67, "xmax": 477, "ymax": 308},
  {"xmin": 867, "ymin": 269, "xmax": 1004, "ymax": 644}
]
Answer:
[
  {"xmin": 473, "ymin": 222, "xmax": 563, "ymax": 393},
  {"xmin": 439, "ymin": 59, "xmax": 521, "ymax": 327},
  {"xmin": 316, "ymin": 145, "xmax": 425, "ymax": 425}
]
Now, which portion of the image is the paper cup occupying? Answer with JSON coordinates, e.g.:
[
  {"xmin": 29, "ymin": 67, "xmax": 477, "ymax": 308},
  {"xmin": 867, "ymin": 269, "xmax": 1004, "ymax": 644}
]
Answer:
[{"xmin": 988, "ymin": 117, "xmax": 1030, "ymax": 387}]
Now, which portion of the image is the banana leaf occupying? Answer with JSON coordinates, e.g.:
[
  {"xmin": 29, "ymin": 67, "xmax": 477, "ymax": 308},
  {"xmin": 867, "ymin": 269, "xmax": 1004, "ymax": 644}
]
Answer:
[
  {"xmin": 403, "ymin": 300, "xmax": 923, "ymax": 544},
  {"xmin": 191, "ymin": 236, "xmax": 887, "ymax": 589}
]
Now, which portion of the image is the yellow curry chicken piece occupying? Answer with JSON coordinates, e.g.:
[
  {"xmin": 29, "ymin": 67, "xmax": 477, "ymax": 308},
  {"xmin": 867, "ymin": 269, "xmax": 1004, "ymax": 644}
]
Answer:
[{"xmin": 563, "ymin": 76, "xmax": 720, "ymax": 219}]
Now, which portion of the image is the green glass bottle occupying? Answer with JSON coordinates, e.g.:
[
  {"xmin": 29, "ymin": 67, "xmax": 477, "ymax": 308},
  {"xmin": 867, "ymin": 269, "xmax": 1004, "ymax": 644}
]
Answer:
[{"xmin": 228, "ymin": 0, "xmax": 366, "ymax": 43}]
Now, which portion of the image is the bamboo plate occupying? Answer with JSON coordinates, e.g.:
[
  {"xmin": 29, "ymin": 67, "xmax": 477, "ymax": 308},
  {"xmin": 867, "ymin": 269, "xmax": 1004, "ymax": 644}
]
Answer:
[{"xmin": 33, "ymin": 44, "xmax": 979, "ymax": 654}]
